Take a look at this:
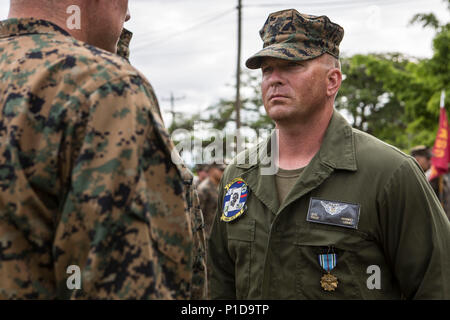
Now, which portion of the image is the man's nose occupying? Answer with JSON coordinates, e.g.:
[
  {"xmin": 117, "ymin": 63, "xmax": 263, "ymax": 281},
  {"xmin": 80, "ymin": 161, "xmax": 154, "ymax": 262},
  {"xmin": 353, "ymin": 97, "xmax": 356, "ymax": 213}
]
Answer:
[
  {"xmin": 266, "ymin": 68, "xmax": 285, "ymax": 86},
  {"xmin": 125, "ymin": 7, "xmax": 131, "ymax": 22}
]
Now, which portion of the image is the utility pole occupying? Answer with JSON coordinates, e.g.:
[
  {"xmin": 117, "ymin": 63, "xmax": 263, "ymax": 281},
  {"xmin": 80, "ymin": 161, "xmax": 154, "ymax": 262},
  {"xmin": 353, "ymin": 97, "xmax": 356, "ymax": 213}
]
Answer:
[
  {"xmin": 235, "ymin": 0, "xmax": 242, "ymax": 131},
  {"xmin": 163, "ymin": 92, "xmax": 185, "ymax": 128}
]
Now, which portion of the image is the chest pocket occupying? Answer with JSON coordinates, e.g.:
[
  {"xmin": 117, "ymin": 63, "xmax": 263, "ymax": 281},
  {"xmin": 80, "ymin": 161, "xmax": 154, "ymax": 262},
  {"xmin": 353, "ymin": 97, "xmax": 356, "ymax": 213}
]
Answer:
[
  {"xmin": 226, "ymin": 219, "xmax": 255, "ymax": 299},
  {"xmin": 294, "ymin": 222, "xmax": 373, "ymax": 299}
]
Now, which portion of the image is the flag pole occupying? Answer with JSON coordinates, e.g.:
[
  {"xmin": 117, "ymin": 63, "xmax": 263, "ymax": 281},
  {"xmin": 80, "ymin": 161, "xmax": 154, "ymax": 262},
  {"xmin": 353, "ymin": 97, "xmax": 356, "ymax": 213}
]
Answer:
[
  {"xmin": 439, "ymin": 90, "xmax": 446, "ymax": 206},
  {"xmin": 441, "ymin": 90, "xmax": 446, "ymax": 109}
]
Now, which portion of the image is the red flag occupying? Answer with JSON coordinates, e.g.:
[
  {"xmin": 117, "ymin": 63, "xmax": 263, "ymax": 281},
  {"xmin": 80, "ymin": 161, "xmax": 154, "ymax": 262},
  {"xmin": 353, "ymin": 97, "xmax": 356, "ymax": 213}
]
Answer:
[{"xmin": 429, "ymin": 91, "xmax": 448, "ymax": 181}]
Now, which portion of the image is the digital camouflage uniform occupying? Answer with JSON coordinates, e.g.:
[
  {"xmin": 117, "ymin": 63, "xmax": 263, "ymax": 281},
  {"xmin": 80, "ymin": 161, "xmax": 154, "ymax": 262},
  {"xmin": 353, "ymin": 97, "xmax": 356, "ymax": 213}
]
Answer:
[
  {"xmin": 208, "ymin": 9, "xmax": 450, "ymax": 300},
  {"xmin": 197, "ymin": 178, "xmax": 219, "ymax": 239},
  {"xmin": 117, "ymin": 28, "xmax": 132, "ymax": 62},
  {"xmin": 0, "ymin": 18, "xmax": 206, "ymax": 299}
]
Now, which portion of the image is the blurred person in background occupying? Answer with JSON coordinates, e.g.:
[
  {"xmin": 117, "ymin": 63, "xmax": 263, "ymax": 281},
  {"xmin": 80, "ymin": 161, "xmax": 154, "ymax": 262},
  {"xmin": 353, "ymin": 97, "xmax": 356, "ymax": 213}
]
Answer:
[
  {"xmin": 197, "ymin": 163, "xmax": 226, "ymax": 239},
  {"xmin": 194, "ymin": 164, "xmax": 209, "ymax": 188},
  {"xmin": 410, "ymin": 145, "xmax": 432, "ymax": 176}
]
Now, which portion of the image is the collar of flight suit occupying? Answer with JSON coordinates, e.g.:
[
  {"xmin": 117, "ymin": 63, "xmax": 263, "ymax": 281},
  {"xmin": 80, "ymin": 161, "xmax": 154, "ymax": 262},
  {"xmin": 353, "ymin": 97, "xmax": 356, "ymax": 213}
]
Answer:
[
  {"xmin": 235, "ymin": 110, "xmax": 357, "ymax": 214},
  {"xmin": 0, "ymin": 18, "xmax": 133, "ymax": 60}
]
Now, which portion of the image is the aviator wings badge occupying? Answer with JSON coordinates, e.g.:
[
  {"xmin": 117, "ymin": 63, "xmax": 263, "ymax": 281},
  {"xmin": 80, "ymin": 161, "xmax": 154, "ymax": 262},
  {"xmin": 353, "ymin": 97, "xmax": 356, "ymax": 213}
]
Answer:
[{"xmin": 320, "ymin": 201, "xmax": 348, "ymax": 216}]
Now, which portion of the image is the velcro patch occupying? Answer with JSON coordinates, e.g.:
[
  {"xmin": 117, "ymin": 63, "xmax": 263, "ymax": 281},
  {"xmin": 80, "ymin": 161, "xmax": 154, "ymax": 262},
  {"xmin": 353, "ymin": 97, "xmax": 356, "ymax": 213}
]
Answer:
[{"xmin": 306, "ymin": 198, "xmax": 360, "ymax": 229}]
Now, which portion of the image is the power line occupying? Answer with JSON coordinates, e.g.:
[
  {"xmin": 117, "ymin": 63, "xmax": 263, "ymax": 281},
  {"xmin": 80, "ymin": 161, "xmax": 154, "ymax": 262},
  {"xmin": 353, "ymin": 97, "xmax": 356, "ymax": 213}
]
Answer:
[
  {"xmin": 236, "ymin": 0, "xmax": 242, "ymax": 132},
  {"xmin": 133, "ymin": 7, "xmax": 235, "ymax": 51},
  {"xmin": 129, "ymin": 0, "xmax": 441, "ymax": 68},
  {"xmin": 131, "ymin": 7, "xmax": 234, "ymax": 38},
  {"xmin": 133, "ymin": 49, "xmax": 227, "ymax": 57},
  {"xmin": 133, "ymin": 0, "xmax": 431, "ymax": 53},
  {"xmin": 245, "ymin": 0, "xmax": 429, "ymax": 8},
  {"xmin": 162, "ymin": 92, "xmax": 186, "ymax": 127}
]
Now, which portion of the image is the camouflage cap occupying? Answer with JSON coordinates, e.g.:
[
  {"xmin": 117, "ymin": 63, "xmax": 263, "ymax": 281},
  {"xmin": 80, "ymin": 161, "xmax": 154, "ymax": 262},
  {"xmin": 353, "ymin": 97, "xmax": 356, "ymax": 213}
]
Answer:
[{"xmin": 246, "ymin": 9, "xmax": 344, "ymax": 69}]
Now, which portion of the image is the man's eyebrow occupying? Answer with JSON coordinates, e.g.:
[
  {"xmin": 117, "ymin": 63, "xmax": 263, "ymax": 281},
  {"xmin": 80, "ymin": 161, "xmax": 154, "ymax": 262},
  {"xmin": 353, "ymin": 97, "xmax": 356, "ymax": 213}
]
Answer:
[{"xmin": 288, "ymin": 61, "xmax": 305, "ymax": 65}]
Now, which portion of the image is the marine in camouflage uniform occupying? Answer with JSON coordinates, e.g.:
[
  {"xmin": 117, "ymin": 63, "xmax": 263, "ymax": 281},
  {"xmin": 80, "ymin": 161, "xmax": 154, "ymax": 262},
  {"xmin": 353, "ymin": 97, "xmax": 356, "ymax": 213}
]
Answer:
[{"xmin": 0, "ymin": 18, "xmax": 206, "ymax": 299}]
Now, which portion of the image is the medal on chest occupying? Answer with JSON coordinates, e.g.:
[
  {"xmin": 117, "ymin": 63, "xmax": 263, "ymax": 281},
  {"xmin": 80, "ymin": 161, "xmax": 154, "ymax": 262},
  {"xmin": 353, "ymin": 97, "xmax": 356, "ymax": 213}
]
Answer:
[
  {"xmin": 318, "ymin": 251, "xmax": 338, "ymax": 292},
  {"xmin": 221, "ymin": 178, "xmax": 249, "ymax": 222}
]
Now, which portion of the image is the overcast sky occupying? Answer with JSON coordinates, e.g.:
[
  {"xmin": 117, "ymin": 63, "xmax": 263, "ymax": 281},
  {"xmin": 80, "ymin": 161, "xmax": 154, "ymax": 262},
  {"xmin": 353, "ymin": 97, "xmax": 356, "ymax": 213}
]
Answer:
[{"xmin": 1, "ymin": 0, "xmax": 449, "ymax": 126}]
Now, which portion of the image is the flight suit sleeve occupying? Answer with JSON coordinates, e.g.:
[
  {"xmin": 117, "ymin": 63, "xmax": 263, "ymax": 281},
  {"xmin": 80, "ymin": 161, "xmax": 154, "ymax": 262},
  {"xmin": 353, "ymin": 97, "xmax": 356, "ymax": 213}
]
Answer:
[
  {"xmin": 378, "ymin": 158, "xmax": 450, "ymax": 299},
  {"xmin": 53, "ymin": 75, "xmax": 194, "ymax": 299},
  {"xmin": 208, "ymin": 176, "xmax": 237, "ymax": 299}
]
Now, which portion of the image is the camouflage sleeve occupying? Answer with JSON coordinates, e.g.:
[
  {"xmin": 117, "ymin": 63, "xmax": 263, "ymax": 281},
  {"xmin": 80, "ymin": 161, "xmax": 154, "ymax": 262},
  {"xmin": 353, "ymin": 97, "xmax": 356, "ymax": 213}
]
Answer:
[
  {"xmin": 53, "ymin": 75, "xmax": 195, "ymax": 299},
  {"xmin": 187, "ymin": 184, "xmax": 208, "ymax": 299}
]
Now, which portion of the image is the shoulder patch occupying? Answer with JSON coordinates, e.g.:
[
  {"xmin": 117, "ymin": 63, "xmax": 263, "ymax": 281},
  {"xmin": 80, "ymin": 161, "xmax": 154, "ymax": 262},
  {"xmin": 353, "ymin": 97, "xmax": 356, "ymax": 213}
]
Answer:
[{"xmin": 221, "ymin": 178, "xmax": 249, "ymax": 222}]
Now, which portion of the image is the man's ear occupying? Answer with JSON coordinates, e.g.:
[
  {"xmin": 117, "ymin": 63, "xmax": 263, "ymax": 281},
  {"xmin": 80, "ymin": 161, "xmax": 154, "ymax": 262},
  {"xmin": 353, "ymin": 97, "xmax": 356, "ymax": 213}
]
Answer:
[{"xmin": 326, "ymin": 68, "xmax": 342, "ymax": 98}]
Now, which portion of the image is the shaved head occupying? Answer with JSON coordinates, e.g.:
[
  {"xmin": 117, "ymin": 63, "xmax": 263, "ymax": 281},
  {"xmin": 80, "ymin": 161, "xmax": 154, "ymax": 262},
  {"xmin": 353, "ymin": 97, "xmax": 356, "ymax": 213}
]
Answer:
[
  {"xmin": 8, "ymin": 0, "xmax": 130, "ymax": 53},
  {"xmin": 319, "ymin": 53, "xmax": 343, "ymax": 99},
  {"xmin": 10, "ymin": 0, "xmax": 57, "ymax": 8},
  {"xmin": 9, "ymin": 0, "xmax": 78, "ymax": 20},
  {"xmin": 321, "ymin": 53, "xmax": 341, "ymax": 71}
]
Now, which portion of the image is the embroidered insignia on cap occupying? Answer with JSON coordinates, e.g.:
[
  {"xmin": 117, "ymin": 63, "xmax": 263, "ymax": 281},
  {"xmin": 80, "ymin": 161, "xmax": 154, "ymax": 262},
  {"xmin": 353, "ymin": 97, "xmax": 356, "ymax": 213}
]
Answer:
[{"xmin": 221, "ymin": 178, "xmax": 249, "ymax": 222}]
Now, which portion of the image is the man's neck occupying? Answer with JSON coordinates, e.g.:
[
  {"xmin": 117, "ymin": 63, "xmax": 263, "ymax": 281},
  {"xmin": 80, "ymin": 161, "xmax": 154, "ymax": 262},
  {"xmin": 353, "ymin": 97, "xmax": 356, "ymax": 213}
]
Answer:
[
  {"xmin": 8, "ymin": 5, "xmax": 86, "ymax": 46},
  {"xmin": 276, "ymin": 108, "xmax": 334, "ymax": 170}
]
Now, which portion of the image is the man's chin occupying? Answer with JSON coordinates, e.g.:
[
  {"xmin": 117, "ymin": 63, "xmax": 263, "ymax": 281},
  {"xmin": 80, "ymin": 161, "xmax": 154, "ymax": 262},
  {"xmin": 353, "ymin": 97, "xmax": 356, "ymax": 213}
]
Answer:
[{"xmin": 267, "ymin": 109, "xmax": 296, "ymax": 123}]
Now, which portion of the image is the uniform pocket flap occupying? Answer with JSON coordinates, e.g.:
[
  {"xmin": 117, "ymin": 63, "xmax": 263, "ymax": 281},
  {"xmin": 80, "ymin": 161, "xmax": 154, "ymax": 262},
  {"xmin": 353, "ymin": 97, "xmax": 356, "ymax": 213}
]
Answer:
[
  {"xmin": 227, "ymin": 219, "xmax": 256, "ymax": 242},
  {"xmin": 295, "ymin": 224, "xmax": 371, "ymax": 252}
]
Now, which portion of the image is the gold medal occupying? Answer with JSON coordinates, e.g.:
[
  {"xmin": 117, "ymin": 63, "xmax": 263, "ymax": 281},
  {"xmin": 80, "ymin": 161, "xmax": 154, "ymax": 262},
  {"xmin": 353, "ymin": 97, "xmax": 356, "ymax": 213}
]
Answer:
[
  {"xmin": 320, "ymin": 272, "xmax": 338, "ymax": 291},
  {"xmin": 319, "ymin": 249, "xmax": 338, "ymax": 292}
]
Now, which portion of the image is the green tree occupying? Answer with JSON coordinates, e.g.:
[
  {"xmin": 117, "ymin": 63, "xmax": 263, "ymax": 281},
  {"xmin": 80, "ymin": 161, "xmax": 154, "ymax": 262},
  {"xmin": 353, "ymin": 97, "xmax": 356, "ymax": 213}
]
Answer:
[
  {"xmin": 169, "ymin": 71, "xmax": 274, "ymax": 164},
  {"xmin": 201, "ymin": 71, "xmax": 273, "ymax": 132},
  {"xmin": 353, "ymin": 0, "xmax": 449, "ymax": 149},
  {"xmin": 336, "ymin": 54, "xmax": 410, "ymax": 149}
]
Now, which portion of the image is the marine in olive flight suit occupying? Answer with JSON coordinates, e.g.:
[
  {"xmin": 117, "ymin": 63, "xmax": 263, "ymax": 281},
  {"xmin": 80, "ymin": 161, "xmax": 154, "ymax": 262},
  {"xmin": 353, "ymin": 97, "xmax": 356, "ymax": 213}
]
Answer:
[
  {"xmin": 208, "ymin": 9, "xmax": 450, "ymax": 299},
  {"xmin": 0, "ymin": 1, "xmax": 206, "ymax": 299}
]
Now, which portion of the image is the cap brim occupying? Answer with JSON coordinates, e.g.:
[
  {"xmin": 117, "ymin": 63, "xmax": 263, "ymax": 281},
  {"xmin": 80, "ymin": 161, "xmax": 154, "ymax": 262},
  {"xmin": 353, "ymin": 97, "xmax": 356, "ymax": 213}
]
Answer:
[{"xmin": 245, "ymin": 43, "xmax": 326, "ymax": 69}]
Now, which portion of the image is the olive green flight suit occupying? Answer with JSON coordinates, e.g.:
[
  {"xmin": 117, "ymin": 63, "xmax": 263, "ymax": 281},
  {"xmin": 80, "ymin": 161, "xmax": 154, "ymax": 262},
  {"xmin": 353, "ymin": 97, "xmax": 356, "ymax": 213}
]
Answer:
[{"xmin": 208, "ymin": 111, "xmax": 450, "ymax": 299}]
